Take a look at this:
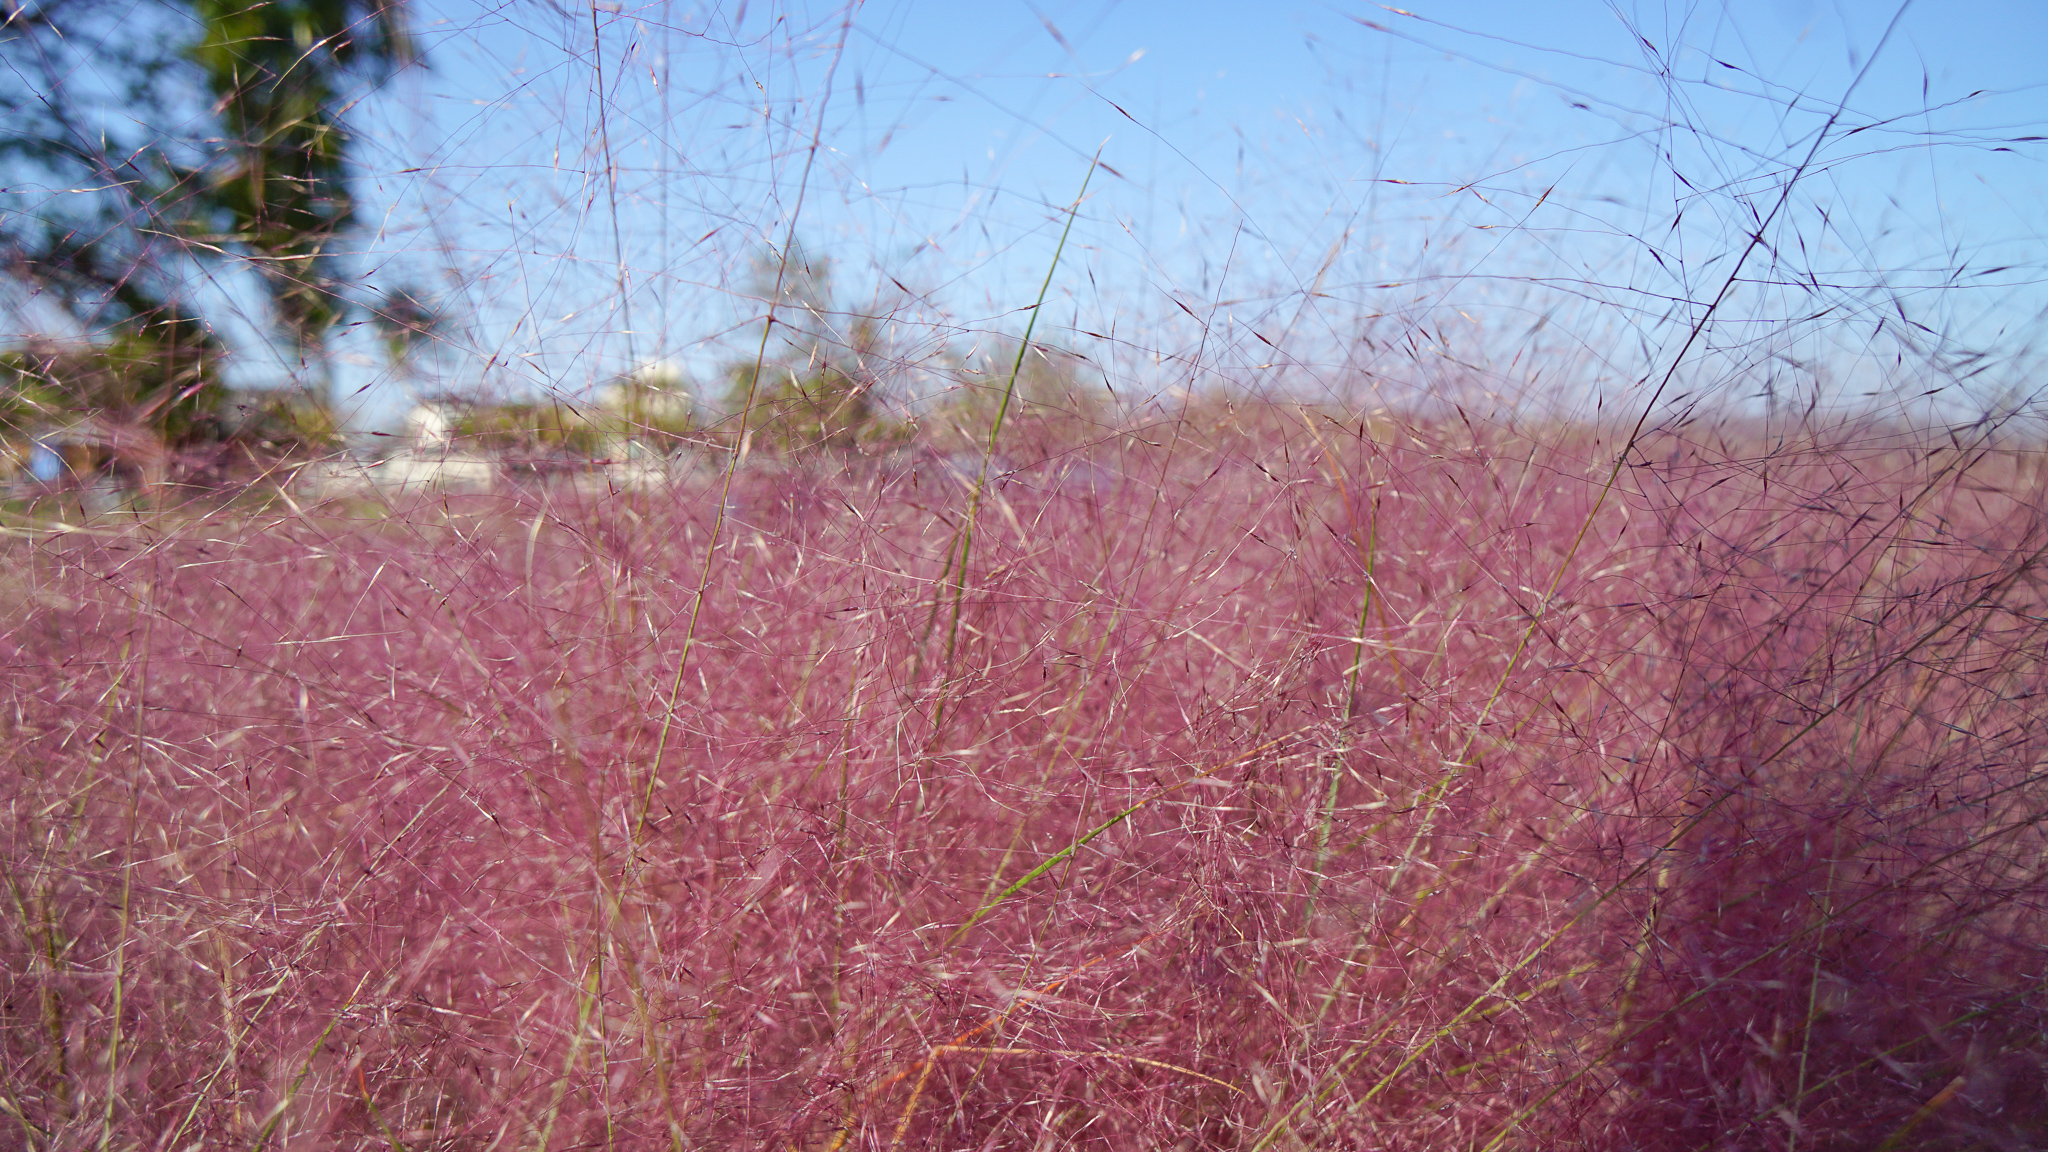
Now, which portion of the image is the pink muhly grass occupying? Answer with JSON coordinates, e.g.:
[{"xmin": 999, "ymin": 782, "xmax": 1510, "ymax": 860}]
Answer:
[{"xmin": 0, "ymin": 406, "xmax": 2043, "ymax": 1149}]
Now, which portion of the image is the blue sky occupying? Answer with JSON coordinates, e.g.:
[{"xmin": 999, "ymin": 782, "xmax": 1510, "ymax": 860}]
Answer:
[{"xmin": 315, "ymin": 0, "xmax": 2048, "ymax": 428}]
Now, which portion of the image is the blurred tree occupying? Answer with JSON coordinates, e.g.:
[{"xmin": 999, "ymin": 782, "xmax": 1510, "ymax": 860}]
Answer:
[
  {"xmin": 0, "ymin": 335, "xmax": 223, "ymax": 441},
  {"xmin": 724, "ymin": 243, "xmax": 896, "ymax": 451},
  {"xmin": 597, "ymin": 360, "xmax": 696, "ymax": 453},
  {"xmin": 454, "ymin": 401, "xmax": 604, "ymax": 460},
  {"xmin": 0, "ymin": 333, "xmax": 231, "ymax": 481},
  {"xmin": 187, "ymin": 0, "xmax": 415, "ymax": 405},
  {"xmin": 368, "ymin": 282, "xmax": 446, "ymax": 383},
  {"xmin": 945, "ymin": 335, "xmax": 1094, "ymax": 427},
  {"xmin": 0, "ymin": 1, "xmax": 222, "ymax": 407},
  {"xmin": 0, "ymin": 0, "xmax": 414, "ymax": 433}
]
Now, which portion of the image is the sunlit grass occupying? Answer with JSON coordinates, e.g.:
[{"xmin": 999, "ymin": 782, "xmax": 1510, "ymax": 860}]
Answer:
[{"xmin": 2, "ymin": 405, "xmax": 2042, "ymax": 1149}]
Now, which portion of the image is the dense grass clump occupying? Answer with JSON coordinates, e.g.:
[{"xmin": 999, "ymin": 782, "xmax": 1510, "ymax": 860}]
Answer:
[{"xmin": 2, "ymin": 406, "xmax": 2044, "ymax": 1150}]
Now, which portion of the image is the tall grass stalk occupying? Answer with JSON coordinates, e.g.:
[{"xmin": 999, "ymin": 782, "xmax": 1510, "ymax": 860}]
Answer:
[
  {"xmin": 635, "ymin": 7, "xmax": 858, "ymax": 838},
  {"xmin": 928, "ymin": 149, "xmax": 1100, "ymax": 719}
]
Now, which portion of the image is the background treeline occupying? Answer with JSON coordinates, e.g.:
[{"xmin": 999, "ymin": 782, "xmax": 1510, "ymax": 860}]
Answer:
[{"xmin": 0, "ymin": 3, "xmax": 1096, "ymax": 485}]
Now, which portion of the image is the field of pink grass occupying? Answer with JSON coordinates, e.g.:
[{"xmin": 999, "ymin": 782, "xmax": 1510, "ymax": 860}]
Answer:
[{"xmin": 4, "ymin": 404, "xmax": 2046, "ymax": 1150}]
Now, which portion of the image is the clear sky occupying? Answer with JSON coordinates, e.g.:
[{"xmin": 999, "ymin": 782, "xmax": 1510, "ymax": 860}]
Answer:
[{"xmin": 319, "ymin": 0, "xmax": 2048, "ymax": 429}]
